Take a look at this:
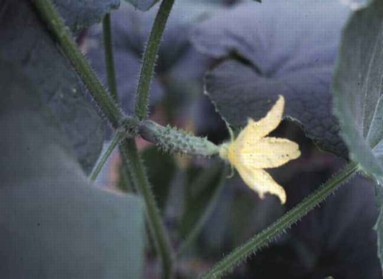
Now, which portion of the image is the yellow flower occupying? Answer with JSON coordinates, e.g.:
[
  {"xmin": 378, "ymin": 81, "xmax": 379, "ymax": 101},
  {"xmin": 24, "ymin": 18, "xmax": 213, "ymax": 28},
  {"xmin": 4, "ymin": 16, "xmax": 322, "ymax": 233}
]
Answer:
[{"xmin": 219, "ymin": 95, "xmax": 300, "ymax": 204}]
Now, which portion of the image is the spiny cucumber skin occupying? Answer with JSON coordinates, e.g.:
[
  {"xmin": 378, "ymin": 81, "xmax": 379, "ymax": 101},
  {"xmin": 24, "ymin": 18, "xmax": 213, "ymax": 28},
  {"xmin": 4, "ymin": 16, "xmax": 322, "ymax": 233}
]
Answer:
[{"xmin": 139, "ymin": 120, "xmax": 219, "ymax": 157}]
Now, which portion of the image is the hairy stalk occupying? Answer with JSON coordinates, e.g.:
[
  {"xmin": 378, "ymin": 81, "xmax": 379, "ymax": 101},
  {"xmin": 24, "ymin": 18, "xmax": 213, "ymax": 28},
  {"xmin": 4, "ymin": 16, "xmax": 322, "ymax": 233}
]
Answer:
[
  {"xmin": 101, "ymin": 12, "xmax": 173, "ymax": 277},
  {"xmin": 89, "ymin": 132, "xmax": 124, "ymax": 181},
  {"xmin": 34, "ymin": 2, "xmax": 183, "ymax": 276},
  {"xmin": 88, "ymin": 14, "xmax": 125, "ymax": 182},
  {"xmin": 127, "ymin": 0, "xmax": 178, "ymax": 276},
  {"xmin": 102, "ymin": 13, "xmax": 119, "ymax": 103},
  {"xmin": 102, "ymin": 10, "xmax": 174, "ymax": 275},
  {"xmin": 201, "ymin": 162, "xmax": 359, "ymax": 279},
  {"xmin": 34, "ymin": 0, "xmax": 123, "ymax": 128},
  {"xmin": 119, "ymin": 157, "xmax": 136, "ymax": 193},
  {"xmin": 101, "ymin": 13, "xmax": 137, "ymax": 194},
  {"xmin": 120, "ymin": 139, "xmax": 174, "ymax": 279},
  {"xmin": 134, "ymin": 0, "xmax": 175, "ymax": 120}
]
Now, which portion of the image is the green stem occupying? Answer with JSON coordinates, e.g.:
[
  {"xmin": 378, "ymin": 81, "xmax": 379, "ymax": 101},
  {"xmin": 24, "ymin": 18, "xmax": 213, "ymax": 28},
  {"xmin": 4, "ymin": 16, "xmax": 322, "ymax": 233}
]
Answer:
[
  {"xmin": 101, "ymin": 13, "xmax": 136, "ymax": 195},
  {"xmin": 118, "ymin": 157, "xmax": 135, "ymax": 193},
  {"xmin": 201, "ymin": 162, "xmax": 359, "ymax": 279},
  {"xmin": 34, "ymin": 0, "xmax": 123, "ymax": 128},
  {"xmin": 89, "ymin": 132, "xmax": 124, "ymax": 181},
  {"xmin": 127, "ymin": 0, "xmax": 178, "ymax": 276},
  {"xmin": 101, "ymin": 12, "xmax": 173, "ymax": 277},
  {"xmin": 88, "ymin": 14, "xmax": 125, "ymax": 182},
  {"xmin": 134, "ymin": 0, "xmax": 175, "ymax": 120},
  {"xmin": 102, "ymin": 13, "xmax": 119, "ymax": 103},
  {"xmin": 35, "ymin": 1, "xmax": 174, "ymax": 277},
  {"xmin": 120, "ymin": 139, "xmax": 174, "ymax": 279}
]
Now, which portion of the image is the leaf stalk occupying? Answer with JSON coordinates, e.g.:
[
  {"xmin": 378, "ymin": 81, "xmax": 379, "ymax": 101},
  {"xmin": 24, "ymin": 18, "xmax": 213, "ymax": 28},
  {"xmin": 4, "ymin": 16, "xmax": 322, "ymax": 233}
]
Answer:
[
  {"xmin": 201, "ymin": 162, "xmax": 359, "ymax": 279},
  {"xmin": 134, "ymin": 0, "xmax": 175, "ymax": 120},
  {"xmin": 102, "ymin": 13, "xmax": 119, "ymax": 103}
]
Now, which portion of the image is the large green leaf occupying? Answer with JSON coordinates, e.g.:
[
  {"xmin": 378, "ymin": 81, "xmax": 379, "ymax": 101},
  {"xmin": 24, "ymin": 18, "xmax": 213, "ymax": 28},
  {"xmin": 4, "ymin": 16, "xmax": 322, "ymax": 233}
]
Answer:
[
  {"xmin": 332, "ymin": 0, "xmax": 383, "ymax": 271},
  {"xmin": 339, "ymin": 0, "xmax": 373, "ymax": 10},
  {"xmin": 205, "ymin": 61, "xmax": 348, "ymax": 156},
  {"xmin": 192, "ymin": 0, "xmax": 351, "ymax": 157},
  {"xmin": 0, "ymin": 0, "xmax": 118, "ymax": 172},
  {"xmin": 0, "ymin": 60, "xmax": 144, "ymax": 278},
  {"xmin": 332, "ymin": 0, "xmax": 383, "ymax": 183}
]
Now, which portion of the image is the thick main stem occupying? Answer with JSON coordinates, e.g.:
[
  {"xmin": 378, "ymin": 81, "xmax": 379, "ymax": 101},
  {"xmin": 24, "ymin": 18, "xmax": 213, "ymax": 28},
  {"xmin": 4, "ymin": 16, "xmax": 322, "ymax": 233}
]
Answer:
[
  {"xmin": 126, "ymin": 0, "xmax": 177, "ymax": 275},
  {"xmin": 201, "ymin": 162, "xmax": 359, "ymax": 279},
  {"xmin": 101, "ymin": 11, "xmax": 174, "ymax": 277},
  {"xmin": 34, "ymin": 2, "xmax": 174, "ymax": 277},
  {"xmin": 120, "ymin": 139, "xmax": 173, "ymax": 278},
  {"xmin": 134, "ymin": 0, "xmax": 175, "ymax": 120}
]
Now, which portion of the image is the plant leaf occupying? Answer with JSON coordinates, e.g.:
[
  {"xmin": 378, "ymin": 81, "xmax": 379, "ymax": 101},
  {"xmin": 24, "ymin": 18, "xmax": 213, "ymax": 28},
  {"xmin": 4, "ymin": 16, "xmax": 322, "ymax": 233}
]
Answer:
[
  {"xmin": 191, "ymin": 0, "xmax": 351, "ymax": 157},
  {"xmin": 332, "ymin": 0, "xmax": 383, "ymax": 270},
  {"xmin": 53, "ymin": 0, "xmax": 120, "ymax": 32},
  {"xmin": 339, "ymin": 0, "xmax": 373, "ymax": 10},
  {"xmin": 0, "ymin": 59, "xmax": 145, "ymax": 278},
  {"xmin": 333, "ymin": 0, "xmax": 383, "ymax": 181},
  {"xmin": 0, "ymin": 0, "xmax": 107, "ymax": 173}
]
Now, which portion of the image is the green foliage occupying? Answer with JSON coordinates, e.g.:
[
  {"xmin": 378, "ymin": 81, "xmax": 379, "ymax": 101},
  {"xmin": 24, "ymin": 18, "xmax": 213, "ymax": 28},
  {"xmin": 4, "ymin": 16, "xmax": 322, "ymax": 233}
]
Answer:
[
  {"xmin": 204, "ymin": 60, "xmax": 347, "ymax": 156},
  {"xmin": 0, "ymin": 60, "xmax": 145, "ymax": 278},
  {"xmin": 333, "ymin": 0, "xmax": 383, "ymax": 182},
  {"xmin": 7, "ymin": 0, "xmax": 382, "ymax": 277},
  {"xmin": 193, "ymin": 0, "xmax": 351, "ymax": 157},
  {"xmin": 53, "ymin": 0, "xmax": 119, "ymax": 32},
  {"xmin": 332, "ymin": 0, "xmax": 383, "ymax": 269},
  {"xmin": 0, "ymin": 0, "xmax": 112, "ymax": 173}
]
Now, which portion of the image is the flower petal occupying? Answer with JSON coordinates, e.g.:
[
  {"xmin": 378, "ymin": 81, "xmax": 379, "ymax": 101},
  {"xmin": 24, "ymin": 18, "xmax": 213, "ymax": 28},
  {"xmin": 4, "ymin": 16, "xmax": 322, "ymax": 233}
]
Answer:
[
  {"xmin": 236, "ymin": 164, "xmax": 286, "ymax": 204},
  {"xmin": 239, "ymin": 137, "xmax": 300, "ymax": 169},
  {"xmin": 238, "ymin": 95, "xmax": 285, "ymax": 142}
]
